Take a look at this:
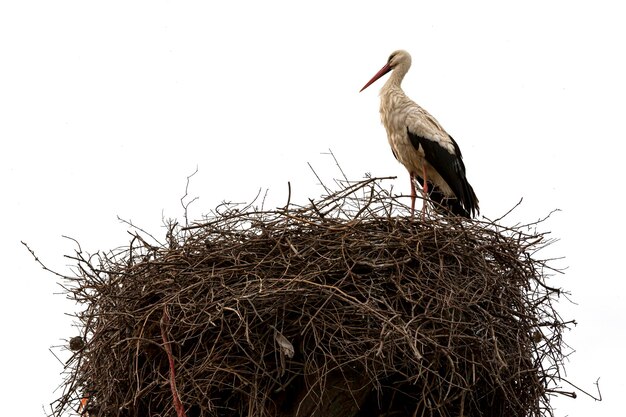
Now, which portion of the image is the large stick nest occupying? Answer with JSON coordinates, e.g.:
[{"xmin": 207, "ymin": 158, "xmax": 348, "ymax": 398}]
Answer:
[{"xmin": 51, "ymin": 176, "xmax": 569, "ymax": 417}]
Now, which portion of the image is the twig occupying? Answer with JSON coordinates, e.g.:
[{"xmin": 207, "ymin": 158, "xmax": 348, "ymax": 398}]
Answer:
[
  {"xmin": 180, "ymin": 166, "xmax": 199, "ymax": 227},
  {"xmin": 160, "ymin": 305, "xmax": 187, "ymax": 417}
]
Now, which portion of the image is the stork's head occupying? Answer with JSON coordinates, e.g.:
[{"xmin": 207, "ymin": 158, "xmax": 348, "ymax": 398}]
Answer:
[{"xmin": 360, "ymin": 50, "xmax": 412, "ymax": 92}]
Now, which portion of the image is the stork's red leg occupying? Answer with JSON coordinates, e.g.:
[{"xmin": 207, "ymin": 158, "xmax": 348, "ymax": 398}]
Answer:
[
  {"xmin": 421, "ymin": 165, "xmax": 428, "ymax": 220},
  {"xmin": 410, "ymin": 174, "xmax": 416, "ymax": 218}
]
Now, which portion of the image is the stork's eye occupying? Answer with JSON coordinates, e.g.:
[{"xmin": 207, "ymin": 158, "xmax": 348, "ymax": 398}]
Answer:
[{"xmin": 388, "ymin": 53, "xmax": 396, "ymax": 64}]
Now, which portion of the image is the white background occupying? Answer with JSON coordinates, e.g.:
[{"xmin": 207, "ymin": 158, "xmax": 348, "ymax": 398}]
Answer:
[{"xmin": 1, "ymin": 1, "xmax": 623, "ymax": 415}]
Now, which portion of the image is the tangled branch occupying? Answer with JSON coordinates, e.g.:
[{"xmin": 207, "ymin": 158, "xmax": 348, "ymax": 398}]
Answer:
[{"xmin": 42, "ymin": 176, "xmax": 570, "ymax": 417}]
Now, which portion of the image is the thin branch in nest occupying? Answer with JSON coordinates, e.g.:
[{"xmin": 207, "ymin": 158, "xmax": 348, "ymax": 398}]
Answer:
[
  {"xmin": 161, "ymin": 305, "xmax": 187, "ymax": 417},
  {"xmin": 180, "ymin": 166, "xmax": 199, "ymax": 227}
]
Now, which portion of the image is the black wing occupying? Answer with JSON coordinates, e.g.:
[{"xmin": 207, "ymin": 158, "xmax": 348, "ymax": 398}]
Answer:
[{"xmin": 407, "ymin": 129, "xmax": 479, "ymax": 218}]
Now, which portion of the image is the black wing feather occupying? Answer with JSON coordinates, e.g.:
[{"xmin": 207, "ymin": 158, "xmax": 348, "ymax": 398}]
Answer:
[{"xmin": 407, "ymin": 129, "xmax": 479, "ymax": 218}]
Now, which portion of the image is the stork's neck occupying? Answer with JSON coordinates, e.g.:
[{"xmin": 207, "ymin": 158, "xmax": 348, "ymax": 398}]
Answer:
[{"xmin": 382, "ymin": 63, "xmax": 409, "ymax": 95}]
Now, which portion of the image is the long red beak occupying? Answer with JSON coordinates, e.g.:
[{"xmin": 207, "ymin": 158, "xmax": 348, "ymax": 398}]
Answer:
[{"xmin": 359, "ymin": 63, "xmax": 392, "ymax": 92}]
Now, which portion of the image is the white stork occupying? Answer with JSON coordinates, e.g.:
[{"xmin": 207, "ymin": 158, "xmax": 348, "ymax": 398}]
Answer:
[{"xmin": 360, "ymin": 50, "xmax": 479, "ymax": 219}]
